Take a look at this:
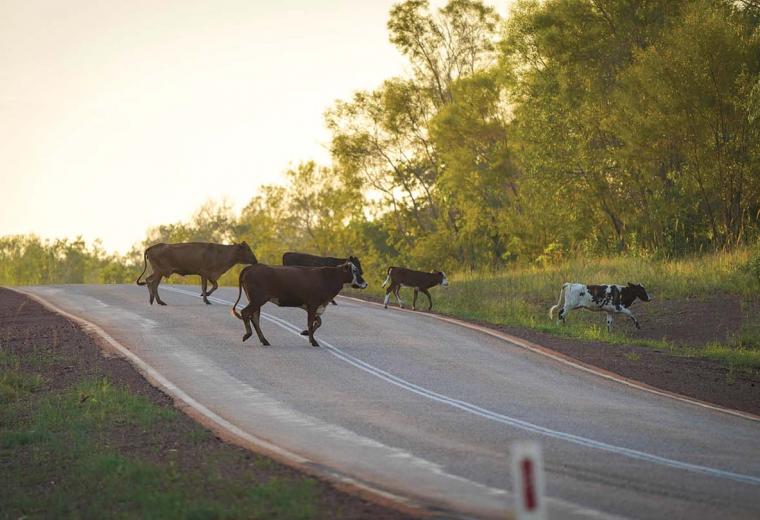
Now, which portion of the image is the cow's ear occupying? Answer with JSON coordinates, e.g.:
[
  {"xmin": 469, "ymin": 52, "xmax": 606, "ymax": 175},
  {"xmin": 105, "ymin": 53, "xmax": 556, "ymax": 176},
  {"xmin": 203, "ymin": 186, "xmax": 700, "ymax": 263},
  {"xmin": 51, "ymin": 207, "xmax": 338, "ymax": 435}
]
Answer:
[{"xmin": 628, "ymin": 281, "xmax": 634, "ymax": 287}]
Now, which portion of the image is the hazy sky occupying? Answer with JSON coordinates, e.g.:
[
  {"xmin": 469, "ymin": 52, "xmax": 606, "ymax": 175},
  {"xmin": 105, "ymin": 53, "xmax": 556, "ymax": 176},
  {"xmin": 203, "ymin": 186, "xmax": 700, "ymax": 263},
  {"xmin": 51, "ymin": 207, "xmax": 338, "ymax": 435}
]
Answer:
[{"xmin": 1, "ymin": 0, "xmax": 507, "ymax": 253}]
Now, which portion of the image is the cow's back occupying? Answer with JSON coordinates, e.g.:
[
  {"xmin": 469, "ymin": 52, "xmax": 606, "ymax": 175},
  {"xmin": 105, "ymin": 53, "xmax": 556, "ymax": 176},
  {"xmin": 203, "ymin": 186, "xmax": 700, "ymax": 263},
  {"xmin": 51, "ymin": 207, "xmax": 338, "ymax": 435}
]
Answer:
[
  {"xmin": 244, "ymin": 264, "xmax": 341, "ymax": 305},
  {"xmin": 282, "ymin": 252, "xmax": 343, "ymax": 268},
  {"xmin": 147, "ymin": 242, "xmax": 229, "ymax": 275},
  {"xmin": 390, "ymin": 266, "xmax": 437, "ymax": 287}
]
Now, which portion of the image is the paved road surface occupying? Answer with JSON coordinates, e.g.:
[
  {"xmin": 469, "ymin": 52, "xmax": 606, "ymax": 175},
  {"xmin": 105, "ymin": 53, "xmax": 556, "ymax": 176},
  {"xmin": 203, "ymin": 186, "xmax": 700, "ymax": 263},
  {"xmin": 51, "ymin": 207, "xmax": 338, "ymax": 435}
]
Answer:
[{"xmin": 20, "ymin": 285, "xmax": 760, "ymax": 519}]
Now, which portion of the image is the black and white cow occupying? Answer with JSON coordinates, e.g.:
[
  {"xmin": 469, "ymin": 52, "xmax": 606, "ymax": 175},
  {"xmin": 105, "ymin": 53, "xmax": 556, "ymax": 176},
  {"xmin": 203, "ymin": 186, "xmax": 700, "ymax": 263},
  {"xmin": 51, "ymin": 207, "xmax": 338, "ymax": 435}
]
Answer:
[{"xmin": 549, "ymin": 282, "xmax": 652, "ymax": 332}]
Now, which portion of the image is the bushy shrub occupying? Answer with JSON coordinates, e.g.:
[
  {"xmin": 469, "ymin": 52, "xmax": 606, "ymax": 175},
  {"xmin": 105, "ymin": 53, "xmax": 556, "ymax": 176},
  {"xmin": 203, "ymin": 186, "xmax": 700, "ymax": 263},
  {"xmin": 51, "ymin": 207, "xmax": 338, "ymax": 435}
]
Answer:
[{"xmin": 746, "ymin": 243, "xmax": 760, "ymax": 283}]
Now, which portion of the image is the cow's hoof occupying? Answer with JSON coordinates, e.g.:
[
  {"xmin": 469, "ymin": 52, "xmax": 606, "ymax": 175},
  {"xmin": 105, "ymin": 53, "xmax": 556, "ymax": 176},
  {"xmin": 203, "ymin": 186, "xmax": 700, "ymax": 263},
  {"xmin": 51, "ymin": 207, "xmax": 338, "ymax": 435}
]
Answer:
[
  {"xmin": 204, "ymin": 300, "xmax": 211, "ymax": 305},
  {"xmin": 311, "ymin": 341, "xmax": 320, "ymax": 347},
  {"xmin": 157, "ymin": 301, "xmax": 167, "ymax": 306},
  {"xmin": 300, "ymin": 330, "xmax": 309, "ymax": 336},
  {"xmin": 242, "ymin": 333, "xmax": 252, "ymax": 342},
  {"xmin": 384, "ymin": 305, "xmax": 387, "ymax": 309},
  {"xmin": 262, "ymin": 340, "xmax": 271, "ymax": 346},
  {"xmin": 331, "ymin": 301, "xmax": 338, "ymax": 306},
  {"xmin": 635, "ymin": 323, "xmax": 641, "ymax": 329}
]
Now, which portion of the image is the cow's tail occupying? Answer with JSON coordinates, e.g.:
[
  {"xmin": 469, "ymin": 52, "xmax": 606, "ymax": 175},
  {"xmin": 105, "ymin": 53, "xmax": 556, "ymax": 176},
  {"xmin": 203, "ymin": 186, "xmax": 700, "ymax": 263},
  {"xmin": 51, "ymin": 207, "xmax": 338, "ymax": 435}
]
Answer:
[
  {"xmin": 549, "ymin": 283, "xmax": 568, "ymax": 319},
  {"xmin": 135, "ymin": 249, "xmax": 150, "ymax": 286},
  {"xmin": 231, "ymin": 266, "xmax": 250, "ymax": 320},
  {"xmin": 381, "ymin": 267, "xmax": 393, "ymax": 288}
]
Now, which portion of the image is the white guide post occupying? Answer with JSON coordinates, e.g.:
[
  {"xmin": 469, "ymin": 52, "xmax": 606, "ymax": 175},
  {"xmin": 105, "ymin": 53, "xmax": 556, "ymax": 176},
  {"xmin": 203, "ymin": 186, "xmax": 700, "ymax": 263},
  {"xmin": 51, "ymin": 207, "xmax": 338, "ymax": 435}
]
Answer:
[{"xmin": 511, "ymin": 440, "xmax": 547, "ymax": 520}]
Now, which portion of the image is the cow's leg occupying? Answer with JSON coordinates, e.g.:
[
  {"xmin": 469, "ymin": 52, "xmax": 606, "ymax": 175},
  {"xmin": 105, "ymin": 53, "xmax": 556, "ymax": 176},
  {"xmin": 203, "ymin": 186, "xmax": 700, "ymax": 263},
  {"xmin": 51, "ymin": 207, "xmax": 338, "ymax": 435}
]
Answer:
[
  {"xmin": 301, "ymin": 316, "xmax": 323, "ymax": 335},
  {"xmin": 384, "ymin": 285, "xmax": 394, "ymax": 308},
  {"xmin": 412, "ymin": 289, "xmax": 419, "ymax": 310},
  {"xmin": 306, "ymin": 307, "xmax": 319, "ymax": 347},
  {"xmin": 146, "ymin": 273, "xmax": 156, "ymax": 305},
  {"xmin": 151, "ymin": 274, "xmax": 167, "ymax": 306},
  {"xmin": 421, "ymin": 288, "xmax": 433, "ymax": 311},
  {"xmin": 206, "ymin": 279, "xmax": 219, "ymax": 297},
  {"xmin": 201, "ymin": 277, "xmax": 211, "ymax": 305},
  {"xmin": 240, "ymin": 304, "xmax": 254, "ymax": 342},
  {"xmin": 394, "ymin": 286, "xmax": 404, "ymax": 308},
  {"xmin": 606, "ymin": 312, "xmax": 614, "ymax": 333},
  {"xmin": 558, "ymin": 303, "xmax": 571, "ymax": 324},
  {"xmin": 618, "ymin": 307, "xmax": 640, "ymax": 329},
  {"xmin": 251, "ymin": 306, "xmax": 270, "ymax": 346}
]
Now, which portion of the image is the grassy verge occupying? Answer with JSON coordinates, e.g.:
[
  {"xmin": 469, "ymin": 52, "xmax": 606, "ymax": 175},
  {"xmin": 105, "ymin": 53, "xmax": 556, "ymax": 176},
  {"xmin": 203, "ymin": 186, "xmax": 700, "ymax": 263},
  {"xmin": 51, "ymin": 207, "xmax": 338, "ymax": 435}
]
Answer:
[
  {"xmin": 1, "ymin": 351, "xmax": 322, "ymax": 519},
  {"xmin": 347, "ymin": 249, "xmax": 760, "ymax": 371}
]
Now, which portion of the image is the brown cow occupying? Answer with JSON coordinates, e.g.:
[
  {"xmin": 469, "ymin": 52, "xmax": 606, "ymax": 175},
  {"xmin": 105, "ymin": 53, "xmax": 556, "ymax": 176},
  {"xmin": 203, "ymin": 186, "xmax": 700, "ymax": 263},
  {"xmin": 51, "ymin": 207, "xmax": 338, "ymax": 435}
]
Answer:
[
  {"xmin": 136, "ymin": 242, "xmax": 257, "ymax": 306},
  {"xmin": 381, "ymin": 267, "xmax": 448, "ymax": 310},
  {"xmin": 231, "ymin": 262, "xmax": 367, "ymax": 346}
]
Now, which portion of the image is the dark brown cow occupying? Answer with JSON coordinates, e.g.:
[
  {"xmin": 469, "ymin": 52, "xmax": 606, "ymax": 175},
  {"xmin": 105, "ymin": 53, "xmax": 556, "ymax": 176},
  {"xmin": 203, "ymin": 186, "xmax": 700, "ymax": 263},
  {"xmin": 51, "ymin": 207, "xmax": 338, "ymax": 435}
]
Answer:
[
  {"xmin": 136, "ymin": 242, "xmax": 257, "ymax": 306},
  {"xmin": 231, "ymin": 262, "xmax": 367, "ymax": 346},
  {"xmin": 381, "ymin": 267, "xmax": 449, "ymax": 310},
  {"xmin": 282, "ymin": 252, "xmax": 364, "ymax": 305}
]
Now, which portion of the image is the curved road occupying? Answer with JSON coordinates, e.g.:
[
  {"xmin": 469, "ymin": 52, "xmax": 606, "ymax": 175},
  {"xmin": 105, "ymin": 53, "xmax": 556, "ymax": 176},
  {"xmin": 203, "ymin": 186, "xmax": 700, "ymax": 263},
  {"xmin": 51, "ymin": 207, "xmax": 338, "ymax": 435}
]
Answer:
[{"xmin": 21, "ymin": 284, "xmax": 760, "ymax": 519}]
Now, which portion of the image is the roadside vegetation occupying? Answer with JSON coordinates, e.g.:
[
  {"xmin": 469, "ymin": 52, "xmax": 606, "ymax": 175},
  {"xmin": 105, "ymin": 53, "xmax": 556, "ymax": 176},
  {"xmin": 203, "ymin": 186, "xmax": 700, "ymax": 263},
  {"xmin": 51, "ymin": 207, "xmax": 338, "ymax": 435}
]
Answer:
[
  {"xmin": 0, "ymin": 354, "xmax": 320, "ymax": 519},
  {"xmin": 351, "ymin": 248, "xmax": 760, "ymax": 371},
  {"xmin": 2, "ymin": 1, "xmax": 759, "ymax": 368}
]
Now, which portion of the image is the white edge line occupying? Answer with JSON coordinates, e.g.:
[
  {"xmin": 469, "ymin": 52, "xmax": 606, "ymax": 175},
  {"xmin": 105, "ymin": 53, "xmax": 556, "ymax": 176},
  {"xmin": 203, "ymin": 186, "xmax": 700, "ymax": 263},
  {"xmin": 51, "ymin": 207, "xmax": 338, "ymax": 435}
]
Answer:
[
  {"xmin": 167, "ymin": 286, "xmax": 760, "ymax": 487},
  {"xmin": 338, "ymin": 295, "xmax": 760, "ymax": 424},
  {"xmin": 11, "ymin": 288, "xmax": 431, "ymax": 517}
]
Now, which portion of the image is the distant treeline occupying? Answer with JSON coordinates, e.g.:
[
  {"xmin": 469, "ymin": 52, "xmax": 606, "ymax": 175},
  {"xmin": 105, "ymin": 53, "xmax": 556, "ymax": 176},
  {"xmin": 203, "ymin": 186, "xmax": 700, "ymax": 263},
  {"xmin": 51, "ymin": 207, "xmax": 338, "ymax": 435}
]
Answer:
[{"xmin": 3, "ymin": 0, "xmax": 760, "ymax": 285}]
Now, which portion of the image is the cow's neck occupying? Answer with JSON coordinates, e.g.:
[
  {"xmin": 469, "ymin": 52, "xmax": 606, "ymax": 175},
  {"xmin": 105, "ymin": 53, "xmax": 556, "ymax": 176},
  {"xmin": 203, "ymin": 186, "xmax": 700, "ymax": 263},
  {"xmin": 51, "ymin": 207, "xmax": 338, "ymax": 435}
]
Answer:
[
  {"xmin": 619, "ymin": 287, "xmax": 637, "ymax": 308},
  {"xmin": 324, "ymin": 269, "xmax": 350, "ymax": 297}
]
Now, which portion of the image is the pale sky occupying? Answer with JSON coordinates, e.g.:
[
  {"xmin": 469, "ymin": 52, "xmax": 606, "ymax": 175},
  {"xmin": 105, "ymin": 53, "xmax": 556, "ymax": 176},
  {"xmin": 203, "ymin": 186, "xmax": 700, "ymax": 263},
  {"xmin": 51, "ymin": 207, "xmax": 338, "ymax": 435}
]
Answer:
[{"xmin": 1, "ymin": 0, "xmax": 508, "ymax": 253}]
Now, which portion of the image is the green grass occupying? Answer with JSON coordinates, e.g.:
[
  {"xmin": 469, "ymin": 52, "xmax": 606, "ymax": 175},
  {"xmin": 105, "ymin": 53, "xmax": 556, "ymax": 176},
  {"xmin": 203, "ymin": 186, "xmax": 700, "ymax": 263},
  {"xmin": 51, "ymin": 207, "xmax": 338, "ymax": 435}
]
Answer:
[
  {"xmin": 347, "ymin": 249, "xmax": 760, "ymax": 370},
  {"xmin": 0, "ymin": 371, "xmax": 321, "ymax": 519}
]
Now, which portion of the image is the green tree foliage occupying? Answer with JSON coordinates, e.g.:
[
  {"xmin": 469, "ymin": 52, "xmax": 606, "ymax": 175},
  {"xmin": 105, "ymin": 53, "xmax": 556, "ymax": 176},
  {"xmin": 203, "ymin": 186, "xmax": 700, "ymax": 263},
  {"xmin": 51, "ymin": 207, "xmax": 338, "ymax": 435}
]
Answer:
[
  {"xmin": 4, "ymin": 0, "xmax": 759, "ymax": 285},
  {"xmin": 0, "ymin": 236, "xmax": 137, "ymax": 285}
]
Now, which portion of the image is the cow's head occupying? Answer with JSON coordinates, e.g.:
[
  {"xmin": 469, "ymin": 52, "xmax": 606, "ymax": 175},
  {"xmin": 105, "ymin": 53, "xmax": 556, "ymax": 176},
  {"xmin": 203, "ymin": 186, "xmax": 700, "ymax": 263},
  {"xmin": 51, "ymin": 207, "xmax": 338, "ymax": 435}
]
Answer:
[
  {"xmin": 236, "ymin": 241, "xmax": 258, "ymax": 265},
  {"xmin": 348, "ymin": 255, "xmax": 364, "ymax": 275},
  {"xmin": 342, "ymin": 262, "xmax": 367, "ymax": 289},
  {"xmin": 627, "ymin": 282, "xmax": 651, "ymax": 302},
  {"xmin": 434, "ymin": 271, "xmax": 449, "ymax": 287}
]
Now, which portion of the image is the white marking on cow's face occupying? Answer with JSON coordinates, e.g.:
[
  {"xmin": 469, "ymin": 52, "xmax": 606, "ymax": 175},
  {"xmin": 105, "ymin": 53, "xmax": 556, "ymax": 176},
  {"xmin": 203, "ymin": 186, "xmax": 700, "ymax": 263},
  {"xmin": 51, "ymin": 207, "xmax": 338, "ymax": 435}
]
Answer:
[
  {"xmin": 351, "ymin": 264, "xmax": 368, "ymax": 289},
  {"xmin": 440, "ymin": 272, "xmax": 449, "ymax": 287}
]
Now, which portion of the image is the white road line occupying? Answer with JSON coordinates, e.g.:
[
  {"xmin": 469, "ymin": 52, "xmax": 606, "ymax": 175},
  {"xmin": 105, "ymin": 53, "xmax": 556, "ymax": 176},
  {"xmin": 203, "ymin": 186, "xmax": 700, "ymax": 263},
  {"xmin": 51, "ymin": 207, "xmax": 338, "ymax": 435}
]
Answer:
[
  {"xmin": 344, "ymin": 295, "xmax": 760, "ymax": 423},
  {"xmin": 164, "ymin": 286, "xmax": 760, "ymax": 487}
]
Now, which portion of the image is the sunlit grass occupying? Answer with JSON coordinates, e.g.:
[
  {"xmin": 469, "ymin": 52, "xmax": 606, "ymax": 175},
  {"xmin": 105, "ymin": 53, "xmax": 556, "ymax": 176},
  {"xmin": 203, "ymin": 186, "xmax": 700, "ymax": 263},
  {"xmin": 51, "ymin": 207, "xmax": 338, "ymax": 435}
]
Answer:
[{"xmin": 347, "ymin": 249, "xmax": 760, "ymax": 369}]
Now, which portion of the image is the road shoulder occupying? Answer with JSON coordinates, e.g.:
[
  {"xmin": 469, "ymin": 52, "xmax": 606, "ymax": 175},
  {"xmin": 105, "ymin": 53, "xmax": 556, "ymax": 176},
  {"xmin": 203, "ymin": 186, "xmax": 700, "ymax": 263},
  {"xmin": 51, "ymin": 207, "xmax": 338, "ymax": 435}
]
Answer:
[
  {"xmin": 0, "ymin": 287, "xmax": 418, "ymax": 519},
  {"xmin": 341, "ymin": 294, "xmax": 760, "ymax": 418}
]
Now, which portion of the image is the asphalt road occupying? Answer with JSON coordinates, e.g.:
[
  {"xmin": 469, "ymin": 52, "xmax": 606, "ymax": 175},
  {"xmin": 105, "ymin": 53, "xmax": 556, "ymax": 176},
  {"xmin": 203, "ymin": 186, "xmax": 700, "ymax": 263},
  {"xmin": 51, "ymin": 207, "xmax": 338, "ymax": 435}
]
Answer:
[{"xmin": 21, "ymin": 284, "xmax": 760, "ymax": 519}]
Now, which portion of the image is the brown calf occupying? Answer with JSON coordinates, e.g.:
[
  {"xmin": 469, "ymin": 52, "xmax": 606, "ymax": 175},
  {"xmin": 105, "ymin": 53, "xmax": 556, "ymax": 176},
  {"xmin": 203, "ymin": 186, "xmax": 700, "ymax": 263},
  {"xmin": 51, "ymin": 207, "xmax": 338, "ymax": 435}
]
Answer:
[
  {"xmin": 231, "ymin": 262, "xmax": 367, "ymax": 347},
  {"xmin": 136, "ymin": 242, "xmax": 257, "ymax": 305},
  {"xmin": 381, "ymin": 267, "xmax": 449, "ymax": 310}
]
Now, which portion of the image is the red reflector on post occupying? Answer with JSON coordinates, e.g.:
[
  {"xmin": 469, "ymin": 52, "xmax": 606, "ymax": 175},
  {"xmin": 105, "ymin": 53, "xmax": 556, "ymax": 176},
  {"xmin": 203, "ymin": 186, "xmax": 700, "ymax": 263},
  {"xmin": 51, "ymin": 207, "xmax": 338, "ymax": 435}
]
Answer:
[
  {"xmin": 511, "ymin": 441, "xmax": 546, "ymax": 520},
  {"xmin": 522, "ymin": 458, "xmax": 536, "ymax": 510}
]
